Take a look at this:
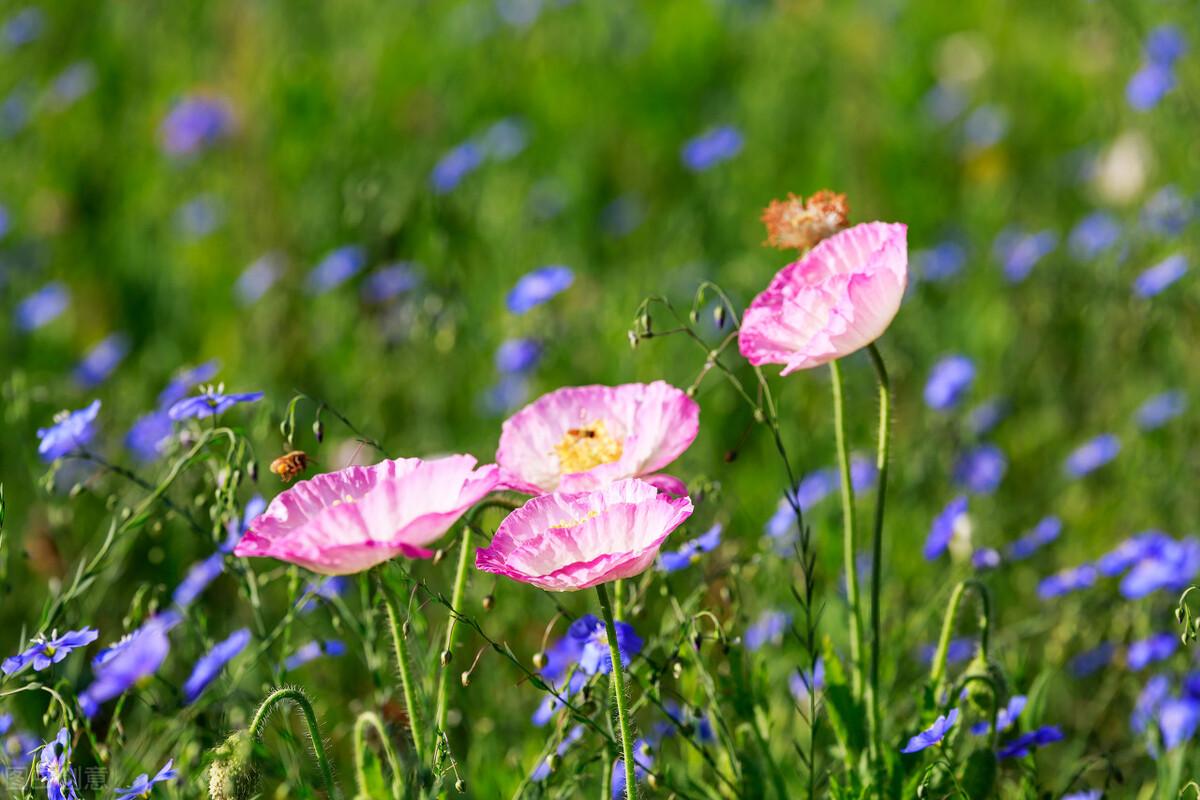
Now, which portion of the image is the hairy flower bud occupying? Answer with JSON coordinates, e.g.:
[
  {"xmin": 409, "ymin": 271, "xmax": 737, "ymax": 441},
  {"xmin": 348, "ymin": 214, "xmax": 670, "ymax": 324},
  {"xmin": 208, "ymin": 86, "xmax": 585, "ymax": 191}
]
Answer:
[{"xmin": 208, "ymin": 731, "xmax": 259, "ymax": 800}]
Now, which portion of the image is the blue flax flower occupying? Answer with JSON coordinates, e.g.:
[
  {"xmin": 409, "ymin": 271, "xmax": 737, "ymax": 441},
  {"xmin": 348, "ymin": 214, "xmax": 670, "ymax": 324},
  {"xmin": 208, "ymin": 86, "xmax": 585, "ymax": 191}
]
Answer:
[
  {"xmin": 1037, "ymin": 565, "xmax": 1096, "ymax": 599},
  {"xmin": 1132, "ymin": 674, "xmax": 1171, "ymax": 733},
  {"xmin": 680, "ymin": 126, "xmax": 743, "ymax": 171},
  {"xmin": 531, "ymin": 725, "xmax": 584, "ymax": 781},
  {"xmin": 37, "ymin": 400, "xmax": 100, "ymax": 461},
  {"xmin": 851, "ymin": 456, "xmax": 877, "ymax": 491},
  {"xmin": 997, "ymin": 725, "xmax": 1063, "ymax": 759},
  {"xmin": 1062, "ymin": 791, "xmax": 1101, "ymax": 800},
  {"xmin": 966, "ymin": 397, "xmax": 1008, "ymax": 436},
  {"xmin": 235, "ymin": 254, "xmax": 283, "ymax": 306},
  {"xmin": 531, "ymin": 671, "xmax": 586, "ymax": 726},
  {"xmin": 1009, "ymin": 516, "xmax": 1061, "ymax": 560},
  {"xmin": 1063, "ymin": 434, "xmax": 1119, "ymax": 478},
  {"xmin": 972, "ymin": 548, "xmax": 1001, "ymax": 570},
  {"xmin": 1159, "ymin": 698, "xmax": 1200, "ymax": 750},
  {"xmin": 971, "ymin": 695, "xmax": 1026, "ymax": 735},
  {"xmin": 80, "ymin": 616, "xmax": 174, "ymax": 717},
  {"xmin": 789, "ymin": 658, "xmax": 826, "ymax": 702},
  {"xmin": 307, "ymin": 246, "xmax": 366, "ymax": 294},
  {"xmin": 744, "ymin": 610, "xmax": 790, "ymax": 651},
  {"xmin": 2, "ymin": 628, "xmax": 98, "ymax": 676},
  {"xmin": 284, "ymin": 639, "xmax": 347, "ymax": 670},
  {"xmin": 37, "ymin": 728, "xmax": 78, "ymax": 800},
  {"xmin": 430, "ymin": 141, "xmax": 484, "ymax": 194},
  {"xmin": 184, "ymin": 628, "xmax": 251, "ymax": 704},
  {"xmin": 611, "ymin": 738, "xmax": 654, "ymax": 798},
  {"xmin": 993, "ymin": 229, "xmax": 1057, "ymax": 283},
  {"xmin": 654, "ymin": 700, "xmax": 716, "ymax": 744},
  {"xmin": 924, "ymin": 355, "xmax": 975, "ymax": 411},
  {"xmin": 925, "ymin": 496, "xmax": 967, "ymax": 561},
  {"xmin": 125, "ymin": 412, "xmax": 172, "ymax": 462},
  {"xmin": 362, "ymin": 262, "xmax": 419, "ymax": 303},
  {"xmin": 160, "ymin": 95, "xmax": 232, "ymax": 156},
  {"xmin": 74, "ymin": 334, "xmax": 130, "ymax": 388},
  {"xmin": 168, "ymin": 388, "xmax": 263, "ymax": 421},
  {"xmin": 495, "ymin": 338, "xmax": 543, "ymax": 375},
  {"xmin": 115, "ymin": 759, "xmax": 177, "ymax": 798},
  {"xmin": 298, "ymin": 575, "xmax": 348, "ymax": 613},
  {"xmin": 571, "ymin": 615, "xmax": 643, "ymax": 675},
  {"xmin": 1070, "ymin": 643, "xmax": 1114, "ymax": 678},
  {"xmin": 506, "ymin": 265, "xmax": 574, "ymax": 314},
  {"xmin": 953, "ymin": 444, "xmax": 1006, "ymax": 494},
  {"xmin": 1068, "ymin": 212, "xmax": 1121, "ymax": 260},
  {"xmin": 919, "ymin": 638, "xmax": 974, "ymax": 666},
  {"xmin": 1097, "ymin": 530, "xmax": 1171, "ymax": 576},
  {"xmin": 16, "ymin": 282, "xmax": 69, "ymax": 331},
  {"xmin": 901, "ymin": 709, "xmax": 958, "ymax": 753},
  {"xmin": 0, "ymin": 713, "xmax": 10, "ymax": 734},
  {"xmin": 659, "ymin": 524, "xmax": 722, "ymax": 572},
  {"xmin": 1141, "ymin": 185, "xmax": 1192, "ymax": 237},
  {"xmin": 1128, "ymin": 633, "xmax": 1178, "ymax": 671},
  {"xmin": 914, "ymin": 241, "xmax": 966, "ymax": 282},
  {"xmin": 172, "ymin": 552, "xmax": 225, "ymax": 608},
  {"xmin": 1120, "ymin": 537, "xmax": 1200, "ymax": 599},
  {"xmin": 1135, "ymin": 391, "xmax": 1186, "ymax": 431},
  {"xmin": 2, "ymin": 7, "xmax": 44, "ymax": 49},
  {"xmin": 158, "ymin": 360, "xmax": 220, "ymax": 408},
  {"xmin": 1134, "ymin": 254, "xmax": 1187, "ymax": 298},
  {"xmin": 480, "ymin": 118, "xmax": 528, "ymax": 161}
]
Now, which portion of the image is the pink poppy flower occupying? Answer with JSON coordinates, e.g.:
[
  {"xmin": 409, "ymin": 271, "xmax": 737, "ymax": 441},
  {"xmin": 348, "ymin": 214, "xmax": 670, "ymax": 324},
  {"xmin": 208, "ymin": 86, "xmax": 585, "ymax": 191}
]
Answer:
[
  {"xmin": 233, "ymin": 455, "xmax": 500, "ymax": 575},
  {"xmin": 496, "ymin": 381, "xmax": 699, "ymax": 495},
  {"xmin": 475, "ymin": 478, "xmax": 693, "ymax": 591},
  {"xmin": 738, "ymin": 221, "xmax": 908, "ymax": 374}
]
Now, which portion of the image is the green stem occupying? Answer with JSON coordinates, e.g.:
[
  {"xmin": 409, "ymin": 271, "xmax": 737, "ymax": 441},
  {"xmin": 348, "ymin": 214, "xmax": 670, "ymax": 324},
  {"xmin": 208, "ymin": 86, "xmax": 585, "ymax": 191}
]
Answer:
[
  {"xmin": 597, "ymin": 583, "xmax": 638, "ymax": 800},
  {"xmin": 928, "ymin": 580, "xmax": 991, "ymax": 694},
  {"xmin": 382, "ymin": 581, "xmax": 428, "ymax": 764},
  {"xmin": 250, "ymin": 687, "xmax": 339, "ymax": 799},
  {"xmin": 354, "ymin": 711, "xmax": 405, "ymax": 799},
  {"xmin": 435, "ymin": 531, "xmax": 473, "ymax": 733},
  {"xmin": 829, "ymin": 359, "xmax": 865, "ymax": 701},
  {"xmin": 865, "ymin": 343, "xmax": 890, "ymax": 772}
]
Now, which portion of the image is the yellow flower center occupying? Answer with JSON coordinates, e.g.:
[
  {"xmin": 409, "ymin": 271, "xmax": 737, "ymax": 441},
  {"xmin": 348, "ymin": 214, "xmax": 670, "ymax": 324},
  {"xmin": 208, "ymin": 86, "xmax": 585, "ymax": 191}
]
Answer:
[
  {"xmin": 553, "ymin": 420, "xmax": 623, "ymax": 475},
  {"xmin": 548, "ymin": 510, "xmax": 600, "ymax": 530}
]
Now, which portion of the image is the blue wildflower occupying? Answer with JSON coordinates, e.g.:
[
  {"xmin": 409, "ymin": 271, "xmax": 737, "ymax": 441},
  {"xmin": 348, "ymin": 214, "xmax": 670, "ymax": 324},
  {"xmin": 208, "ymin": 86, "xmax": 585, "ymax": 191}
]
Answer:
[
  {"xmin": 919, "ymin": 638, "xmax": 975, "ymax": 666},
  {"xmin": 1062, "ymin": 791, "xmax": 1101, "ymax": 800},
  {"xmin": 1063, "ymin": 434, "xmax": 1120, "ymax": 478},
  {"xmin": 480, "ymin": 118, "xmax": 528, "ymax": 161},
  {"xmin": 532, "ymin": 671, "xmax": 586, "ymax": 726},
  {"xmin": 994, "ymin": 229, "xmax": 1057, "ymax": 283},
  {"xmin": 16, "ymin": 282, "xmax": 69, "ymax": 331},
  {"xmin": 2, "ymin": 7, "xmax": 42, "ymax": 48},
  {"xmin": 924, "ymin": 82, "xmax": 967, "ymax": 124},
  {"xmin": 160, "ymin": 95, "xmax": 232, "ymax": 155},
  {"xmin": 966, "ymin": 397, "xmax": 1007, "ymax": 436},
  {"xmin": 744, "ymin": 610, "xmax": 790, "ymax": 651},
  {"xmin": 1120, "ymin": 537, "xmax": 1200, "ymax": 599},
  {"xmin": 901, "ymin": 709, "xmax": 958, "ymax": 753},
  {"xmin": 47, "ymin": 62, "xmax": 95, "ymax": 110},
  {"xmin": 0, "ymin": 203, "xmax": 8, "ymax": 239},
  {"xmin": 37, "ymin": 728, "xmax": 78, "ymax": 800},
  {"xmin": 37, "ymin": 400, "xmax": 100, "ymax": 461},
  {"xmin": 4, "ymin": 729, "xmax": 39, "ymax": 771},
  {"xmin": 362, "ymin": 262, "xmax": 419, "ymax": 303},
  {"xmin": 1009, "ymin": 516, "xmax": 1062, "ymax": 560},
  {"xmin": 1159, "ymin": 698, "xmax": 1200, "ymax": 750},
  {"xmin": 430, "ymin": 141, "xmax": 484, "ymax": 194},
  {"xmin": 1037, "ymin": 564, "xmax": 1097, "ymax": 599},
  {"xmin": 972, "ymin": 547, "xmax": 1001, "ymax": 571},
  {"xmin": 168, "ymin": 388, "xmax": 263, "ymax": 421},
  {"xmin": 80, "ymin": 616, "xmax": 174, "ymax": 717},
  {"xmin": 307, "ymin": 246, "xmax": 366, "ymax": 294},
  {"xmin": 611, "ymin": 738, "xmax": 654, "ymax": 798},
  {"xmin": 495, "ymin": 338, "xmax": 543, "ymax": 375},
  {"xmin": 1068, "ymin": 212, "xmax": 1121, "ymax": 260},
  {"xmin": 125, "ymin": 412, "xmax": 173, "ymax": 462},
  {"xmin": 0, "ymin": 713, "xmax": 10, "ymax": 735},
  {"xmin": 971, "ymin": 694, "xmax": 1026, "ymax": 735},
  {"xmin": 600, "ymin": 195, "xmax": 644, "ymax": 237},
  {"xmin": 1127, "ymin": 633, "xmax": 1178, "ymax": 671},
  {"xmin": 484, "ymin": 375, "xmax": 528, "ymax": 416},
  {"xmin": 924, "ymin": 355, "xmax": 975, "ymax": 411},
  {"xmin": 571, "ymin": 615, "xmax": 643, "ymax": 675},
  {"xmin": 1132, "ymin": 674, "xmax": 1171, "ymax": 733},
  {"xmin": 1146, "ymin": 25, "xmax": 1186, "ymax": 65},
  {"xmin": 184, "ymin": 628, "xmax": 251, "ymax": 704},
  {"xmin": 1127, "ymin": 63, "xmax": 1175, "ymax": 111},
  {"xmin": 298, "ymin": 575, "xmax": 348, "ymax": 613},
  {"xmin": 506, "ymin": 265, "xmax": 573, "ymax": 314},
  {"xmin": 1135, "ymin": 391, "xmax": 1186, "ymax": 431},
  {"xmin": 654, "ymin": 700, "xmax": 715, "ymax": 744},
  {"xmin": 158, "ymin": 360, "xmax": 220, "ymax": 408},
  {"xmin": 2, "ymin": 628, "xmax": 98, "ymax": 676},
  {"xmin": 914, "ymin": 241, "xmax": 966, "ymax": 282},
  {"xmin": 74, "ymin": 334, "xmax": 130, "ymax": 388},
  {"xmin": 1141, "ymin": 186, "xmax": 1192, "ymax": 237},
  {"xmin": 172, "ymin": 552, "xmax": 225, "ymax": 608},
  {"xmin": 789, "ymin": 658, "xmax": 826, "ymax": 701},
  {"xmin": 659, "ymin": 524, "xmax": 722, "ymax": 572},
  {"xmin": 925, "ymin": 496, "xmax": 968, "ymax": 561},
  {"xmin": 115, "ymin": 759, "xmax": 177, "ymax": 799},
  {"xmin": 681, "ymin": 126, "xmax": 743, "ymax": 171},
  {"xmin": 284, "ymin": 639, "xmax": 347, "ymax": 671},
  {"xmin": 963, "ymin": 105, "xmax": 1008, "ymax": 150},
  {"xmin": 996, "ymin": 725, "xmax": 1063, "ymax": 759},
  {"xmin": 1, "ymin": 85, "xmax": 32, "ymax": 137},
  {"xmin": 1097, "ymin": 530, "xmax": 1172, "ymax": 576},
  {"xmin": 953, "ymin": 444, "xmax": 1006, "ymax": 494},
  {"xmin": 851, "ymin": 455, "xmax": 877, "ymax": 491},
  {"xmin": 176, "ymin": 194, "xmax": 222, "ymax": 238},
  {"xmin": 531, "ymin": 725, "xmax": 584, "ymax": 781},
  {"xmin": 1134, "ymin": 253, "xmax": 1187, "ymax": 298},
  {"xmin": 235, "ymin": 254, "xmax": 283, "ymax": 306}
]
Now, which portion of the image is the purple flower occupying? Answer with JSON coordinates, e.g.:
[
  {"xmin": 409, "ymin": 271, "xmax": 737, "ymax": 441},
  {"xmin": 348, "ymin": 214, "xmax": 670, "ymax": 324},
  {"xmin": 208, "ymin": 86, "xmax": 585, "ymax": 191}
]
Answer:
[
  {"xmin": 283, "ymin": 639, "xmax": 346, "ymax": 670},
  {"xmin": 1120, "ymin": 537, "xmax": 1200, "ymax": 599},
  {"xmin": 160, "ymin": 95, "xmax": 233, "ymax": 155},
  {"xmin": 1147, "ymin": 25, "xmax": 1187, "ymax": 66},
  {"xmin": 483, "ymin": 375, "xmax": 528, "ymax": 416},
  {"xmin": 115, "ymin": 759, "xmax": 177, "ymax": 799},
  {"xmin": 851, "ymin": 455, "xmax": 878, "ymax": 492},
  {"xmin": 1141, "ymin": 185, "xmax": 1193, "ymax": 236},
  {"xmin": 654, "ymin": 700, "xmax": 716, "ymax": 744},
  {"xmin": 659, "ymin": 524, "xmax": 722, "ymax": 573},
  {"xmin": 953, "ymin": 444, "xmax": 1006, "ymax": 494},
  {"xmin": 1159, "ymin": 698, "xmax": 1200, "ymax": 750},
  {"xmin": 1068, "ymin": 212, "xmax": 1121, "ymax": 260},
  {"xmin": 972, "ymin": 547, "xmax": 1001, "ymax": 571},
  {"xmin": 1134, "ymin": 253, "xmax": 1187, "ymax": 298},
  {"xmin": 430, "ymin": 141, "xmax": 484, "ymax": 194},
  {"xmin": 184, "ymin": 628, "xmax": 251, "ymax": 704},
  {"xmin": 914, "ymin": 241, "xmax": 966, "ymax": 282},
  {"xmin": 2, "ymin": 628, "xmax": 98, "ymax": 676},
  {"xmin": 37, "ymin": 728, "xmax": 78, "ymax": 800},
  {"xmin": 611, "ymin": 737, "xmax": 654, "ymax": 798},
  {"xmin": 1127, "ymin": 633, "xmax": 1178, "ymax": 671},
  {"xmin": 789, "ymin": 658, "xmax": 826, "ymax": 701},
  {"xmin": 480, "ymin": 118, "xmax": 528, "ymax": 161},
  {"xmin": 919, "ymin": 637, "xmax": 974, "ymax": 666},
  {"xmin": 495, "ymin": 338, "xmax": 542, "ymax": 375},
  {"xmin": 1063, "ymin": 791, "xmax": 1101, "ymax": 800},
  {"xmin": 2, "ymin": 7, "xmax": 43, "ymax": 49},
  {"xmin": 971, "ymin": 694, "xmax": 1026, "ymax": 735},
  {"xmin": 0, "ymin": 713, "xmax": 10, "ymax": 735},
  {"xmin": 966, "ymin": 397, "xmax": 1008, "ymax": 436},
  {"xmin": 362, "ymin": 262, "xmax": 419, "ymax": 303},
  {"xmin": 80, "ymin": 616, "xmax": 174, "ymax": 717},
  {"xmin": 158, "ymin": 360, "xmax": 221, "ymax": 408},
  {"xmin": 681, "ymin": 126, "xmax": 743, "ymax": 171},
  {"xmin": 47, "ymin": 62, "xmax": 95, "ymax": 109},
  {"xmin": 1037, "ymin": 564, "xmax": 1097, "ymax": 599},
  {"xmin": 172, "ymin": 552, "xmax": 225, "ymax": 608},
  {"xmin": 235, "ymin": 254, "xmax": 283, "ymax": 306},
  {"xmin": 1097, "ymin": 530, "xmax": 1172, "ymax": 576},
  {"xmin": 16, "ymin": 282, "xmax": 69, "ymax": 331},
  {"xmin": 1136, "ymin": 391, "xmax": 1186, "ymax": 431},
  {"xmin": 996, "ymin": 725, "xmax": 1063, "ymax": 760},
  {"xmin": 1070, "ymin": 643, "xmax": 1114, "ymax": 678},
  {"xmin": 37, "ymin": 400, "xmax": 100, "ymax": 461},
  {"xmin": 531, "ymin": 725, "xmax": 584, "ymax": 781},
  {"xmin": 901, "ymin": 708, "xmax": 958, "ymax": 753},
  {"xmin": 1009, "ymin": 516, "xmax": 1062, "ymax": 560},
  {"xmin": 74, "ymin": 334, "xmax": 130, "ymax": 388},
  {"xmin": 307, "ymin": 246, "xmax": 366, "ymax": 294},
  {"xmin": 125, "ymin": 412, "xmax": 173, "ymax": 462},
  {"xmin": 744, "ymin": 610, "xmax": 790, "ymax": 651},
  {"xmin": 1132, "ymin": 674, "xmax": 1171, "ymax": 733},
  {"xmin": 994, "ymin": 229, "xmax": 1057, "ymax": 283},
  {"xmin": 571, "ymin": 615, "xmax": 642, "ymax": 675},
  {"xmin": 1126, "ymin": 63, "xmax": 1174, "ymax": 110},
  {"xmin": 506, "ymin": 265, "xmax": 573, "ymax": 314},
  {"xmin": 298, "ymin": 575, "xmax": 348, "ymax": 613},
  {"xmin": 925, "ymin": 355, "xmax": 975, "ymax": 411},
  {"xmin": 168, "ymin": 388, "xmax": 263, "ymax": 420},
  {"xmin": 1063, "ymin": 434, "xmax": 1120, "ymax": 478},
  {"xmin": 925, "ymin": 496, "xmax": 967, "ymax": 561}
]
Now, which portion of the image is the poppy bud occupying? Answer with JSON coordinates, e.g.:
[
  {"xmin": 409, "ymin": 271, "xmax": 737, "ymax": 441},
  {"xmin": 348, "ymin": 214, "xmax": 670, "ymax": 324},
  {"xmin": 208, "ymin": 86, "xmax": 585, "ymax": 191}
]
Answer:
[
  {"xmin": 482, "ymin": 594, "xmax": 495, "ymax": 612},
  {"xmin": 208, "ymin": 731, "xmax": 259, "ymax": 800}
]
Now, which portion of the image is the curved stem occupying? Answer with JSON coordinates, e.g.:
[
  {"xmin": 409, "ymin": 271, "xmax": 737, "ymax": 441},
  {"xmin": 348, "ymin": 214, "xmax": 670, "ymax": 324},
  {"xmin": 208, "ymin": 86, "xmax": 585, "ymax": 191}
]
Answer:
[
  {"xmin": 382, "ymin": 581, "xmax": 428, "ymax": 764},
  {"xmin": 928, "ymin": 580, "xmax": 992, "ymax": 693},
  {"xmin": 865, "ymin": 343, "xmax": 891, "ymax": 770},
  {"xmin": 597, "ymin": 583, "xmax": 638, "ymax": 800},
  {"xmin": 354, "ymin": 711, "xmax": 405, "ymax": 799},
  {"xmin": 435, "ymin": 531, "xmax": 473, "ymax": 733},
  {"xmin": 250, "ymin": 687, "xmax": 339, "ymax": 799},
  {"xmin": 830, "ymin": 360, "xmax": 865, "ymax": 700}
]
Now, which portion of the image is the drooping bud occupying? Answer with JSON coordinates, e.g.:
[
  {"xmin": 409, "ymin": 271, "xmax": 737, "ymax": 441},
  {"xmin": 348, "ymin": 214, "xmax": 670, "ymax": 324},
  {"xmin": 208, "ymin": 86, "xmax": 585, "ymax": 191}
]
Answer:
[
  {"xmin": 713, "ymin": 304, "xmax": 727, "ymax": 329},
  {"xmin": 455, "ymin": 779, "xmax": 466, "ymax": 793},
  {"xmin": 460, "ymin": 671, "xmax": 471, "ymax": 687},
  {"xmin": 248, "ymin": 460, "xmax": 259, "ymax": 482},
  {"xmin": 761, "ymin": 190, "xmax": 849, "ymax": 252},
  {"xmin": 440, "ymin": 650, "xmax": 452, "ymax": 667},
  {"xmin": 312, "ymin": 419, "xmax": 325, "ymax": 443},
  {"xmin": 208, "ymin": 731, "xmax": 259, "ymax": 800},
  {"xmin": 432, "ymin": 549, "xmax": 446, "ymax": 566},
  {"xmin": 482, "ymin": 594, "xmax": 495, "ymax": 612}
]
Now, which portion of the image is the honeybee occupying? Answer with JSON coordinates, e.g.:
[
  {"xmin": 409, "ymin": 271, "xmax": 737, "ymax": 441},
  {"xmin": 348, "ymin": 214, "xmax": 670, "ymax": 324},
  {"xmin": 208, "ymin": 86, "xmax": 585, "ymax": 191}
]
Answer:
[
  {"xmin": 269, "ymin": 450, "xmax": 311, "ymax": 482},
  {"xmin": 565, "ymin": 427, "xmax": 597, "ymax": 439}
]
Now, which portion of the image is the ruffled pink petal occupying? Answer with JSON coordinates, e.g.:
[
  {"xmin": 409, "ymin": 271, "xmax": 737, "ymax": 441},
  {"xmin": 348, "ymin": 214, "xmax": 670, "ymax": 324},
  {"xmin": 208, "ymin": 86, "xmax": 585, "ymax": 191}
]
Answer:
[{"xmin": 641, "ymin": 473, "xmax": 687, "ymax": 497}]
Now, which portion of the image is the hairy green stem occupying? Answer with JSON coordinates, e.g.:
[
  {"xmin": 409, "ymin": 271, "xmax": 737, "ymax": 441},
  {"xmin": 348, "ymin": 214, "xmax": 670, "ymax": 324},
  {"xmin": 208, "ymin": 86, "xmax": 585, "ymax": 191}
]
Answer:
[
  {"xmin": 597, "ymin": 583, "xmax": 638, "ymax": 800},
  {"xmin": 435, "ymin": 531, "xmax": 473, "ymax": 734},
  {"xmin": 928, "ymin": 580, "xmax": 991, "ymax": 693},
  {"xmin": 249, "ymin": 687, "xmax": 339, "ymax": 799},
  {"xmin": 382, "ymin": 582, "xmax": 428, "ymax": 764},
  {"xmin": 830, "ymin": 360, "xmax": 865, "ymax": 701},
  {"xmin": 354, "ymin": 711, "xmax": 404, "ymax": 799},
  {"xmin": 865, "ymin": 343, "xmax": 890, "ymax": 773}
]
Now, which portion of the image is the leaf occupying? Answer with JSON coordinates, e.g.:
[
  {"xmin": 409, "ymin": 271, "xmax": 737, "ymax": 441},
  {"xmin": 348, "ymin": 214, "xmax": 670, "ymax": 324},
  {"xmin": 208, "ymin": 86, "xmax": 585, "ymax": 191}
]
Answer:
[
  {"xmin": 356, "ymin": 747, "xmax": 391, "ymax": 799},
  {"xmin": 820, "ymin": 638, "xmax": 867, "ymax": 759},
  {"xmin": 960, "ymin": 749, "xmax": 998, "ymax": 800}
]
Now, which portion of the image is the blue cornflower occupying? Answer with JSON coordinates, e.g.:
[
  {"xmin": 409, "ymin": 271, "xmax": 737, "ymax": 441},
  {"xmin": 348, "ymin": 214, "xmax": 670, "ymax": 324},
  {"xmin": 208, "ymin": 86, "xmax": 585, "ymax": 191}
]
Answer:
[
  {"xmin": 914, "ymin": 241, "xmax": 966, "ymax": 282},
  {"xmin": 611, "ymin": 738, "xmax": 654, "ymax": 798},
  {"xmin": 1127, "ymin": 633, "xmax": 1178, "ymax": 671},
  {"xmin": 996, "ymin": 725, "xmax": 1063, "ymax": 759},
  {"xmin": 924, "ymin": 355, "xmax": 975, "ymax": 411},
  {"xmin": 16, "ymin": 282, "xmax": 69, "ymax": 331},
  {"xmin": 2, "ymin": 628, "xmax": 98, "ymax": 676},
  {"xmin": 972, "ymin": 547, "xmax": 1001, "ymax": 571},
  {"xmin": 1068, "ymin": 212, "xmax": 1121, "ymax": 260},
  {"xmin": 993, "ymin": 228, "xmax": 1057, "ymax": 283},
  {"xmin": 160, "ymin": 95, "xmax": 233, "ymax": 155},
  {"xmin": 1132, "ymin": 674, "xmax": 1171, "ymax": 733},
  {"xmin": 168, "ymin": 387, "xmax": 263, "ymax": 421},
  {"xmin": 1063, "ymin": 434, "xmax": 1120, "ymax": 478},
  {"xmin": 362, "ymin": 262, "xmax": 419, "ymax": 303},
  {"xmin": 963, "ymin": 105, "xmax": 1008, "ymax": 150},
  {"xmin": 789, "ymin": 658, "xmax": 826, "ymax": 701},
  {"xmin": 235, "ymin": 254, "xmax": 283, "ymax": 306},
  {"xmin": 971, "ymin": 694, "xmax": 1026, "ymax": 735},
  {"xmin": 480, "ymin": 118, "xmax": 528, "ymax": 161},
  {"xmin": 1120, "ymin": 537, "xmax": 1200, "ymax": 599},
  {"xmin": 184, "ymin": 628, "xmax": 251, "ymax": 704},
  {"xmin": 659, "ymin": 524, "xmax": 722, "ymax": 572},
  {"xmin": 953, "ymin": 444, "xmax": 1006, "ymax": 494},
  {"xmin": 1141, "ymin": 186, "xmax": 1192, "ymax": 237},
  {"xmin": 506, "ymin": 265, "xmax": 574, "ymax": 314},
  {"xmin": 125, "ymin": 412, "xmax": 173, "ymax": 462},
  {"xmin": 1037, "ymin": 564, "xmax": 1097, "ymax": 599},
  {"xmin": 531, "ymin": 725, "xmax": 584, "ymax": 781},
  {"xmin": 1159, "ymin": 698, "xmax": 1200, "ymax": 750},
  {"xmin": 744, "ymin": 610, "xmax": 791, "ymax": 651},
  {"xmin": 1097, "ymin": 530, "xmax": 1172, "ymax": 576},
  {"xmin": 172, "ymin": 552, "xmax": 225, "ymax": 608},
  {"xmin": 495, "ymin": 338, "xmax": 543, "ymax": 375},
  {"xmin": 158, "ymin": 360, "xmax": 221, "ymax": 408},
  {"xmin": 1135, "ymin": 391, "xmax": 1186, "ymax": 431},
  {"xmin": 37, "ymin": 400, "xmax": 100, "ymax": 461},
  {"xmin": 430, "ymin": 141, "xmax": 484, "ymax": 194},
  {"xmin": 919, "ymin": 637, "xmax": 974, "ymax": 666},
  {"xmin": 925, "ymin": 496, "xmax": 968, "ymax": 561},
  {"xmin": 1070, "ymin": 643, "xmax": 1114, "ymax": 679},
  {"xmin": 37, "ymin": 728, "xmax": 78, "ymax": 800},
  {"xmin": 901, "ymin": 709, "xmax": 958, "ymax": 754},
  {"xmin": 966, "ymin": 397, "xmax": 1007, "ymax": 436},
  {"xmin": 1008, "ymin": 516, "xmax": 1062, "ymax": 560},
  {"xmin": 115, "ymin": 759, "xmax": 177, "ymax": 798},
  {"xmin": 80, "ymin": 616, "xmax": 174, "ymax": 717},
  {"xmin": 681, "ymin": 126, "xmax": 743, "ymax": 171},
  {"xmin": 283, "ymin": 639, "xmax": 346, "ymax": 671},
  {"xmin": 1134, "ymin": 253, "xmax": 1187, "ymax": 298},
  {"xmin": 307, "ymin": 246, "xmax": 366, "ymax": 294},
  {"xmin": 74, "ymin": 334, "xmax": 130, "ymax": 388}
]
